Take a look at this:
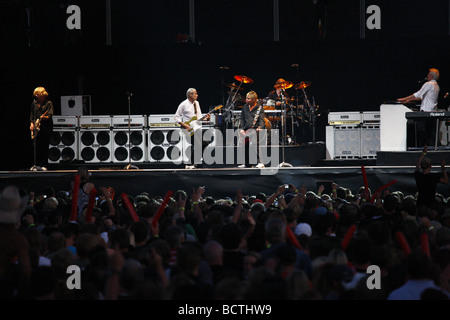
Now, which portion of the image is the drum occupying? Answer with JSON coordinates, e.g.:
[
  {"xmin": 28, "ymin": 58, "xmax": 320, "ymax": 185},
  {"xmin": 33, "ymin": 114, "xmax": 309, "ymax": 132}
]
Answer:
[{"xmin": 263, "ymin": 99, "xmax": 276, "ymax": 110}]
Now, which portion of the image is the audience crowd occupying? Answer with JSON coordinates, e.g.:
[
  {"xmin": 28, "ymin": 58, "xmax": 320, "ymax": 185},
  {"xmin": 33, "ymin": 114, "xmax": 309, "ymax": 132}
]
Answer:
[{"xmin": 1, "ymin": 164, "xmax": 450, "ymax": 300}]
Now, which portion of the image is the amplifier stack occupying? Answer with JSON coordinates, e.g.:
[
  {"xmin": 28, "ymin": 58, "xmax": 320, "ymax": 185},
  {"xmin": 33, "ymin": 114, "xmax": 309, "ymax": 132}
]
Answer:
[
  {"xmin": 326, "ymin": 111, "xmax": 380, "ymax": 160},
  {"xmin": 48, "ymin": 114, "xmax": 210, "ymax": 166}
]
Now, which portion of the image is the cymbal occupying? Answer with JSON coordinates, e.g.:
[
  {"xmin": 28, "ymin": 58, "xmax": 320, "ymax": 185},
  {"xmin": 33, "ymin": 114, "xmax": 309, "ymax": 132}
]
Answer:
[
  {"xmin": 274, "ymin": 80, "xmax": 294, "ymax": 90},
  {"xmin": 294, "ymin": 81, "xmax": 311, "ymax": 90},
  {"xmin": 264, "ymin": 106, "xmax": 276, "ymax": 110},
  {"xmin": 226, "ymin": 83, "xmax": 243, "ymax": 90},
  {"xmin": 234, "ymin": 75, "xmax": 254, "ymax": 84}
]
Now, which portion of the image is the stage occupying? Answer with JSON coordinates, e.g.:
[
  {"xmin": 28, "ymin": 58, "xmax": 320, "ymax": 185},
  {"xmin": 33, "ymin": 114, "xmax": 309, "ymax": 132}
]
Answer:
[{"xmin": 2, "ymin": 145, "xmax": 450, "ymax": 200}]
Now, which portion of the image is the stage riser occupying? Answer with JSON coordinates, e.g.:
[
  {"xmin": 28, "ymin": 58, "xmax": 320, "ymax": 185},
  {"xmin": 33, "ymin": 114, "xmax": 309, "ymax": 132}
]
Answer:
[
  {"xmin": 1, "ymin": 167, "xmax": 439, "ymax": 202},
  {"xmin": 47, "ymin": 144, "xmax": 325, "ymax": 169},
  {"xmin": 377, "ymin": 151, "xmax": 450, "ymax": 166}
]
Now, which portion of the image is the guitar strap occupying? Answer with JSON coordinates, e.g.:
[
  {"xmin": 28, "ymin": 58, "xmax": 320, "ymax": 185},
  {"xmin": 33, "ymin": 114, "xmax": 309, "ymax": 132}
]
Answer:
[
  {"xmin": 251, "ymin": 104, "xmax": 263, "ymax": 129},
  {"xmin": 193, "ymin": 101, "xmax": 201, "ymax": 119}
]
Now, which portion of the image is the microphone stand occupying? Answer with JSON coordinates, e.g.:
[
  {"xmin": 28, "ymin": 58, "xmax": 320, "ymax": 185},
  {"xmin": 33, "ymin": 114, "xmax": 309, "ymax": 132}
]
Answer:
[
  {"xmin": 124, "ymin": 92, "xmax": 139, "ymax": 170},
  {"xmin": 279, "ymin": 88, "xmax": 292, "ymax": 167},
  {"xmin": 30, "ymin": 138, "xmax": 42, "ymax": 171}
]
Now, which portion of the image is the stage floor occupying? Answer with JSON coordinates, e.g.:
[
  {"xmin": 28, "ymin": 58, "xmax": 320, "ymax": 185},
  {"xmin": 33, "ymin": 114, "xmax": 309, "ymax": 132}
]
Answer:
[{"xmin": 3, "ymin": 145, "xmax": 450, "ymax": 200}]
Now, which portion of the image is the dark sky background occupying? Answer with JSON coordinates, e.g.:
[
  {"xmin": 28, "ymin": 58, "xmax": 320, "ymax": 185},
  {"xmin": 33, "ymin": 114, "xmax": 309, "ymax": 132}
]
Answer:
[{"xmin": 1, "ymin": 0, "xmax": 450, "ymax": 170}]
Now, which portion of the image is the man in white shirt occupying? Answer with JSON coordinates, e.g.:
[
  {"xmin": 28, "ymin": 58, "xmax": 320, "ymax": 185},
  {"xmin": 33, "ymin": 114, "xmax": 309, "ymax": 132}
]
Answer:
[
  {"xmin": 174, "ymin": 88, "xmax": 210, "ymax": 169},
  {"xmin": 398, "ymin": 68, "xmax": 440, "ymax": 146}
]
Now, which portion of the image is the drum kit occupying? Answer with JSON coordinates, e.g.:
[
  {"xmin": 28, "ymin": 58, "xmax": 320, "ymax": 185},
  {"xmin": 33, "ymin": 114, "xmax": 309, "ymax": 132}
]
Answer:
[
  {"xmin": 217, "ymin": 74, "xmax": 319, "ymax": 167},
  {"xmin": 222, "ymin": 74, "xmax": 319, "ymax": 145}
]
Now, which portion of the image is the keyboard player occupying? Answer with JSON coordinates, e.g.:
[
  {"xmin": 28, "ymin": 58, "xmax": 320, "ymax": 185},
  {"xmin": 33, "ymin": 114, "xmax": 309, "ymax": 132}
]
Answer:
[{"xmin": 398, "ymin": 68, "xmax": 440, "ymax": 147}]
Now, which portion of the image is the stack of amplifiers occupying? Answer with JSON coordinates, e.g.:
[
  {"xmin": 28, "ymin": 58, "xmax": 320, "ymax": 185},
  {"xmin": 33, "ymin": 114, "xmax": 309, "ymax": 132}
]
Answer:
[
  {"xmin": 79, "ymin": 116, "xmax": 113, "ymax": 163},
  {"xmin": 326, "ymin": 111, "xmax": 380, "ymax": 159},
  {"xmin": 48, "ymin": 116, "xmax": 79, "ymax": 163},
  {"xmin": 360, "ymin": 112, "xmax": 380, "ymax": 159},
  {"xmin": 326, "ymin": 112, "xmax": 362, "ymax": 159},
  {"xmin": 148, "ymin": 114, "xmax": 185, "ymax": 163},
  {"xmin": 111, "ymin": 115, "xmax": 147, "ymax": 163}
]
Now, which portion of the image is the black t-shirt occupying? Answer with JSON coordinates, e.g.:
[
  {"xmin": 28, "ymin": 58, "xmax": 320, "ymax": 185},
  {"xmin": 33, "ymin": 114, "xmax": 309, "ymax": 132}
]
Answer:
[{"xmin": 414, "ymin": 171, "xmax": 441, "ymax": 207}]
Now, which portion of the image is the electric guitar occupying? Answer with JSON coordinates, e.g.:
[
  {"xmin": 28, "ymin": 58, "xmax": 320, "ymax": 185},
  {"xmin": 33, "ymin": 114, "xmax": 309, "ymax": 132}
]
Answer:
[
  {"xmin": 182, "ymin": 105, "xmax": 223, "ymax": 137},
  {"xmin": 31, "ymin": 109, "xmax": 49, "ymax": 140}
]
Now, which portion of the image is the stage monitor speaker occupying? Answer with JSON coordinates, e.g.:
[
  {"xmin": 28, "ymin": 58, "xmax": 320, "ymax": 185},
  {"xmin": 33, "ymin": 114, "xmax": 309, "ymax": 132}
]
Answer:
[
  {"xmin": 111, "ymin": 115, "xmax": 147, "ymax": 163},
  {"xmin": 332, "ymin": 126, "xmax": 361, "ymax": 159},
  {"xmin": 360, "ymin": 125, "xmax": 380, "ymax": 159},
  {"xmin": 79, "ymin": 116, "xmax": 112, "ymax": 163},
  {"xmin": 148, "ymin": 128, "xmax": 184, "ymax": 163},
  {"xmin": 61, "ymin": 95, "xmax": 92, "ymax": 116},
  {"xmin": 48, "ymin": 116, "xmax": 79, "ymax": 163}
]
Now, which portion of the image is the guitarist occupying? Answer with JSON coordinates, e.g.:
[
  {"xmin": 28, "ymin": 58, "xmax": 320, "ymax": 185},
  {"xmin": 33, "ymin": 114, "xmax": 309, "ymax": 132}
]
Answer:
[
  {"xmin": 239, "ymin": 91, "xmax": 266, "ymax": 168},
  {"xmin": 175, "ymin": 88, "xmax": 210, "ymax": 169},
  {"xmin": 29, "ymin": 87, "xmax": 53, "ymax": 169}
]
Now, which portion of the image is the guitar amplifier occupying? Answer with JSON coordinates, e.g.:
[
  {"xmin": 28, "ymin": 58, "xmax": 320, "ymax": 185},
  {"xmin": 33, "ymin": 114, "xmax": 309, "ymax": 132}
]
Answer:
[
  {"xmin": 111, "ymin": 115, "xmax": 147, "ymax": 128},
  {"xmin": 52, "ymin": 116, "xmax": 79, "ymax": 128},
  {"xmin": 79, "ymin": 115, "xmax": 112, "ymax": 129},
  {"xmin": 328, "ymin": 112, "xmax": 361, "ymax": 125},
  {"xmin": 148, "ymin": 114, "xmax": 180, "ymax": 128},
  {"xmin": 362, "ymin": 112, "xmax": 380, "ymax": 123}
]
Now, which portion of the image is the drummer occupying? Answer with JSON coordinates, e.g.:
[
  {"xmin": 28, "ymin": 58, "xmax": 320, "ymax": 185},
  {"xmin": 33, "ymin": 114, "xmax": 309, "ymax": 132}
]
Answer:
[{"xmin": 267, "ymin": 78, "xmax": 291, "ymax": 108}]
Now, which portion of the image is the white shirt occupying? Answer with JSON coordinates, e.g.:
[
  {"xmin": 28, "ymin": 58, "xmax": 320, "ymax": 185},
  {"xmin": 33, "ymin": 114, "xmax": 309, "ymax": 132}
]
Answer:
[
  {"xmin": 414, "ymin": 80, "xmax": 440, "ymax": 112},
  {"xmin": 174, "ymin": 99, "xmax": 202, "ymax": 123}
]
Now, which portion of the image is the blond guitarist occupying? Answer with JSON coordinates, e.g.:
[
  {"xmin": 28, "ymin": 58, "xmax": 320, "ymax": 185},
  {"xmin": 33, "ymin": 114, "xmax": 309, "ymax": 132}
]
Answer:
[
  {"xmin": 174, "ymin": 88, "xmax": 210, "ymax": 169},
  {"xmin": 30, "ymin": 87, "xmax": 53, "ymax": 169}
]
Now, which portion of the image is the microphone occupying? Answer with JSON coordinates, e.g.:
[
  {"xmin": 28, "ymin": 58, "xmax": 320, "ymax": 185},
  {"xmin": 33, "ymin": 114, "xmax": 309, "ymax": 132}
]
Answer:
[
  {"xmin": 126, "ymin": 91, "xmax": 133, "ymax": 97},
  {"xmin": 418, "ymin": 78, "xmax": 427, "ymax": 84},
  {"xmin": 219, "ymin": 66, "xmax": 229, "ymax": 70}
]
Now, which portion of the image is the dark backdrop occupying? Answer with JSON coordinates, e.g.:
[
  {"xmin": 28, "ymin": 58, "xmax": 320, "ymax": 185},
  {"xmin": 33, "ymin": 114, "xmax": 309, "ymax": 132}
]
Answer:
[{"xmin": 1, "ymin": 0, "xmax": 450, "ymax": 170}]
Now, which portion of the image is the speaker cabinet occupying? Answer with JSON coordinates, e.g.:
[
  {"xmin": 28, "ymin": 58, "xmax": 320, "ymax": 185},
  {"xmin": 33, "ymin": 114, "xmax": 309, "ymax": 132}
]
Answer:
[
  {"xmin": 148, "ymin": 128, "xmax": 184, "ymax": 163},
  {"xmin": 360, "ymin": 125, "xmax": 380, "ymax": 159},
  {"xmin": 79, "ymin": 116, "xmax": 112, "ymax": 163},
  {"xmin": 327, "ymin": 125, "xmax": 361, "ymax": 159},
  {"xmin": 61, "ymin": 95, "xmax": 92, "ymax": 116},
  {"xmin": 48, "ymin": 116, "xmax": 79, "ymax": 163},
  {"xmin": 111, "ymin": 115, "xmax": 147, "ymax": 163}
]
